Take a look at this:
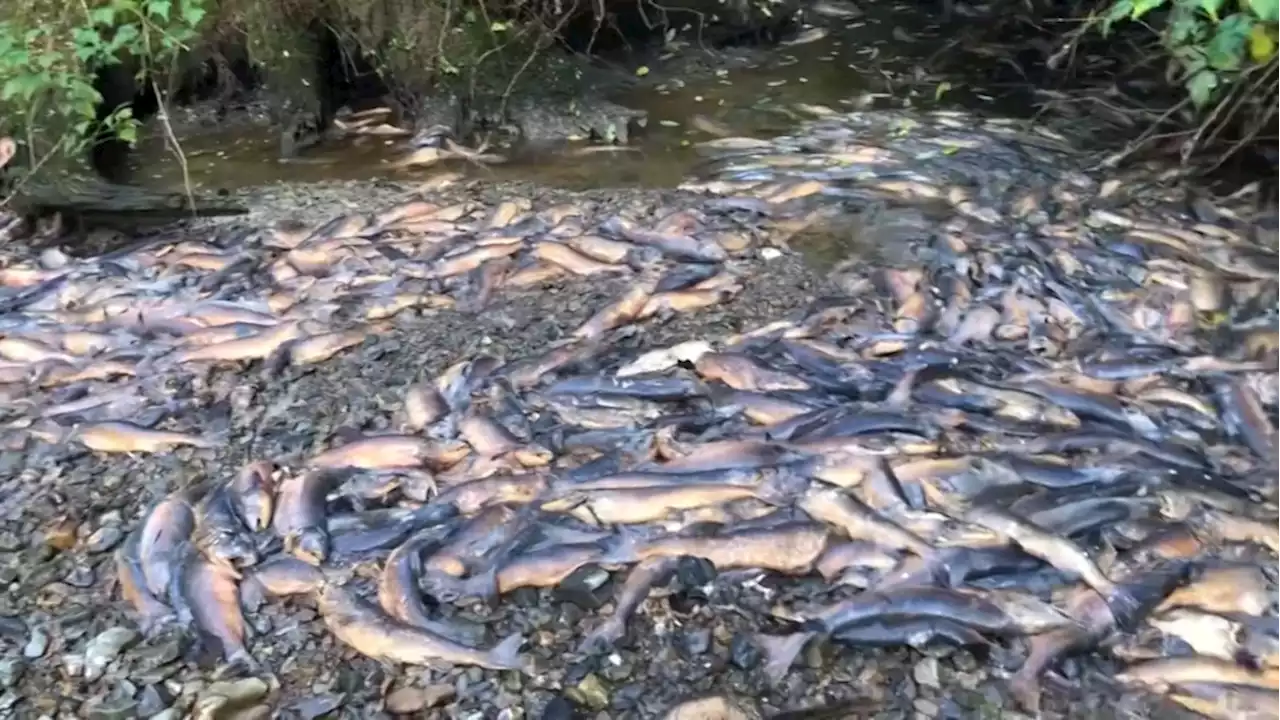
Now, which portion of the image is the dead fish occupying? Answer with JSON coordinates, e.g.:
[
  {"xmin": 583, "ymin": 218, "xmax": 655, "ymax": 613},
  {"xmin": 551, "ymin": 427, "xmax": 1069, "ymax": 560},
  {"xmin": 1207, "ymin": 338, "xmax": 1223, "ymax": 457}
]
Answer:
[
  {"xmin": 229, "ymin": 461, "xmax": 275, "ymax": 532},
  {"xmin": 459, "ymin": 412, "xmax": 523, "ymax": 458},
  {"xmin": 76, "ymin": 421, "xmax": 217, "ymax": 454},
  {"xmin": 546, "ymin": 374, "xmax": 707, "ymax": 401},
  {"xmin": 289, "ymin": 329, "xmax": 367, "ymax": 366},
  {"xmin": 956, "ymin": 502, "xmax": 1139, "ymax": 623},
  {"xmin": 402, "ymin": 383, "xmax": 449, "ymax": 430},
  {"xmin": 173, "ymin": 322, "xmax": 306, "ymax": 365},
  {"xmin": 194, "ymin": 486, "xmax": 259, "ymax": 569},
  {"xmin": 377, "ymin": 524, "xmax": 485, "ymax": 645},
  {"xmin": 1117, "ymin": 656, "xmax": 1280, "ymax": 692},
  {"xmin": 1215, "ymin": 377, "xmax": 1278, "ymax": 463},
  {"xmin": 274, "ymin": 470, "xmax": 336, "ymax": 564},
  {"xmin": 318, "ymin": 582, "xmax": 525, "ymax": 671},
  {"xmin": 695, "ymin": 352, "xmax": 811, "ymax": 392},
  {"xmin": 115, "ymin": 529, "xmax": 175, "ymax": 635},
  {"xmin": 617, "ymin": 340, "xmax": 714, "ymax": 378},
  {"xmin": 600, "ymin": 216, "xmax": 727, "ymax": 263},
  {"xmin": 1168, "ymin": 682, "xmax": 1280, "ymax": 720},
  {"xmin": 136, "ymin": 494, "xmax": 197, "ymax": 596},
  {"xmin": 573, "ymin": 277, "xmax": 656, "ymax": 340},
  {"xmin": 1148, "ymin": 609, "xmax": 1274, "ymax": 666},
  {"xmin": 798, "ymin": 483, "xmax": 934, "ymax": 556},
  {"xmin": 533, "ymin": 241, "xmax": 624, "ymax": 276},
  {"xmin": 310, "ymin": 435, "xmax": 464, "ymax": 473},
  {"xmin": 424, "ymin": 505, "xmax": 523, "ymax": 578},
  {"xmin": 434, "ymin": 473, "xmax": 550, "ymax": 515},
  {"xmin": 174, "ymin": 544, "xmax": 254, "ymax": 668},
  {"xmin": 1158, "ymin": 566, "xmax": 1271, "ymax": 616},
  {"xmin": 632, "ymin": 522, "xmax": 830, "ymax": 574},
  {"xmin": 239, "ymin": 556, "xmax": 327, "ymax": 610},
  {"xmin": 579, "ymin": 556, "xmax": 681, "ymax": 654},
  {"xmin": 831, "ymin": 616, "xmax": 989, "ymax": 650}
]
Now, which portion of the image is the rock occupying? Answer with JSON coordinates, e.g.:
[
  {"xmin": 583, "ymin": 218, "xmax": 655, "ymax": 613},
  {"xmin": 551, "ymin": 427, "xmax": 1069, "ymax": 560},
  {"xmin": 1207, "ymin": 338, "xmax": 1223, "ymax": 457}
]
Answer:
[
  {"xmin": 541, "ymin": 696, "xmax": 577, "ymax": 720},
  {"xmin": 84, "ymin": 627, "xmax": 140, "ymax": 680},
  {"xmin": 681, "ymin": 629, "xmax": 711, "ymax": 656},
  {"xmin": 553, "ymin": 565, "xmax": 613, "ymax": 610},
  {"xmin": 137, "ymin": 684, "xmax": 173, "ymax": 716},
  {"xmin": 567, "ymin": 673, "xmax": 609, "ymax": 711},
  {"xmin": 43, "ymin": 518, "xmax": 79, "ymax": 550},
  {"xmin": 22, "ymin": 626, "xmax": 48, "ymax": 658},
  {"xmin": 421, "ymin": 683, "xmax": 456, "ymax": 708},
  {"xmin": 289, "ymin": 694, "xmax": 344, "ymax": 720},
  {"xmin": 384, "ymin": 686, "xmax": 427, "ymax": 715},
  {"xmin": 199, "ymin": 677, "xmax": 269, "ymax": 717},
  {"xmin": 0, "ymin": 658, "xmax": 24, "ymax": 688},
  {"xmin": 150, "ymin": 709, "xmax": 182, "ymax": 720},
  {"xmin": 83, "ymin": 696, "xmax": 140, "ymax": 720},
  {"xmin": 86, "ymin": 525, "xmax": 124, "ymax": 553},
  {"xmin": 728, "ymin": 634, "xmax": 761, "ymax": 670},
  {"xmin": 662, "ymin": 695, "xmax": 762, "ymax": 720},
  {"xmin": 913, "ymin": 656, "xmax": 940, "ymax": 690}
]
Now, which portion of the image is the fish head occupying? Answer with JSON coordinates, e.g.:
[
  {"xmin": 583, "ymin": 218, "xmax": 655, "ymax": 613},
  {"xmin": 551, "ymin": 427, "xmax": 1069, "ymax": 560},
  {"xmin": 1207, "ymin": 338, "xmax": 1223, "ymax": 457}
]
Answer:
[
  {"xmin": 205, "ymin": 533, "xmax": 259, "ymax": 569},
  {"xmin": 287, "ymin": 528, "xmax": 331, "ymax": 566}
]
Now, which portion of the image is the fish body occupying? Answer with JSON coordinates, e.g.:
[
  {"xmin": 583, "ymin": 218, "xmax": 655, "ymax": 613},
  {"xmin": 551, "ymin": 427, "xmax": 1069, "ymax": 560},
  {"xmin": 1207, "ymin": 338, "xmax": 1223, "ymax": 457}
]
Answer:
[
  {"xmin": 273, "ymin": 470, "xmax": 336, "ymax": 564},
  {"xmin": 318, "ymin": 583, "xmax": 525, "ymax": 670},
  {"xmin": 137, "ymin": 494, "xmax": 197, "ymax": 596}
]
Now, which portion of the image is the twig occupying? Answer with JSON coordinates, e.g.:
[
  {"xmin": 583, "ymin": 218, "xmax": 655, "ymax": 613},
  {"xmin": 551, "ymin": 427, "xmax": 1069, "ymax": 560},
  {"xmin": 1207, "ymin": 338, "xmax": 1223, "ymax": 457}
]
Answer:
[{"xmin": 151, "ymin": 78, "xmax": 196, "ymax": 215}]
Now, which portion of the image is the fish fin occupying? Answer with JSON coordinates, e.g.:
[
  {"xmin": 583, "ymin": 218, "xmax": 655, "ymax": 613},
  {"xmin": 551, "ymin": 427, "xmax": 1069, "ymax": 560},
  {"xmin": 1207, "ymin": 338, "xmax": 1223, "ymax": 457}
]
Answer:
[
  {"xmin": 488, "ymin": 633, "xmax": 526, "ymax": 672},
  {"xmin": 755, "ymin": 631, "xmax": 814, "ymax": 685}
]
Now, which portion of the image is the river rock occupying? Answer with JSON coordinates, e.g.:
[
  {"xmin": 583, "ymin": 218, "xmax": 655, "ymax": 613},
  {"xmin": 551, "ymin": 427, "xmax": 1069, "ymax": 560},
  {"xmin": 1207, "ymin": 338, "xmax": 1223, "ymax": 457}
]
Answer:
[
  {"xmin": 86, "ymin": 525, "xmax": 123, "ymax": 553},
  {"xmin": 662, "ymin": 695, "xmax": 762, "ymax": 720},
  {"xmin": 84, "ymin": 627, "xmax": 139, "ymax": 680},
  {"xmin": 384, "ymin": 686, "xmax": 428, "ymax": 715},
  {"xmin": 22, "ymin": 626, "xmax": 48, "ymax": 658},
  {"xmin": 567, "ymin": 673, "xmax": 609, "ymax": 710}
]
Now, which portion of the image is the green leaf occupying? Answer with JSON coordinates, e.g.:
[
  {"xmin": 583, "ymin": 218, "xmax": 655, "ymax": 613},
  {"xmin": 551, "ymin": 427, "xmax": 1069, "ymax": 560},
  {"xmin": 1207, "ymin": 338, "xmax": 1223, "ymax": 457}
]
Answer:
[
  {"xmin": 1102, "ymin": 0, "xmax": 1134, "ymax": 34},
  {"xmin": 89, "ymin": 6, "xmax": 118, "ymax": 26},
  {"xmin": 182, "ymin": 3, "xmax": 208, "ymax": 27},
  {"xmin": 1131, "ymin": 0, "xmax": 1168, "ymax": 19},
  {"xmin": 1198, "ymin": 0, "xmax": 1224, "ymax": 20},
  {"xmin": 148, "ymin": 0, "xmax": 173, "ymax": 20},
  {"xmin": 1206, "ymin": 13, "xmax": 1250, "ymax": 69},
  {"xmin": 1186, "ymin": 68, "xmax": 1219, "ymax": 106},
  {"xmin": 1248, "ymin": 0, "xmax": 1279, "ymax": 21}
]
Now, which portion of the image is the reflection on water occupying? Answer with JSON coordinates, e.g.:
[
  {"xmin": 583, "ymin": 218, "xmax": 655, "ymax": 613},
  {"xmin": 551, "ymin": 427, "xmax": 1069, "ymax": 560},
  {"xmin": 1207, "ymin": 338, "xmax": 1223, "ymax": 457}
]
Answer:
[{"xmin": 130, "ymin": 3, "xmax": 1031, "ymax": 193}]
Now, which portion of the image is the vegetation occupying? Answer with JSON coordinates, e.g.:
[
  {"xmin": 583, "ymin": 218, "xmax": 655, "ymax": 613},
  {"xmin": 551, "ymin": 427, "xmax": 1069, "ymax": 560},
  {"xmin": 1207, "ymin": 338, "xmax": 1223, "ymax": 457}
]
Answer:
[{"xmin": 0, "ymin": 0, "xmax": 206, "ymax": 179}]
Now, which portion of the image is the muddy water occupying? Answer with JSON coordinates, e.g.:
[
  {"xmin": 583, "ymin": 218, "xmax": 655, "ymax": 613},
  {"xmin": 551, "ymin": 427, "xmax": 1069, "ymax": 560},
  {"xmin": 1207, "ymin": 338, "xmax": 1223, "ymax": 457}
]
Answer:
[{"xmin": 130, "ymin": 2, "xmax": 1032, "ymax": 193}]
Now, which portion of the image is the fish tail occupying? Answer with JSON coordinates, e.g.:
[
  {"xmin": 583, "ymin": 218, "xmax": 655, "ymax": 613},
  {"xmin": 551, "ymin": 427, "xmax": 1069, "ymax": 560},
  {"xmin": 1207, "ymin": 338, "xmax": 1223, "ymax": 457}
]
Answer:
[
  {"xmin": 488, "ymin": 633, "xmax": 526, "ymax": 672},
  {"xmin": 754, "ymin": 631, "xmax": 814, "ymax": 685}
]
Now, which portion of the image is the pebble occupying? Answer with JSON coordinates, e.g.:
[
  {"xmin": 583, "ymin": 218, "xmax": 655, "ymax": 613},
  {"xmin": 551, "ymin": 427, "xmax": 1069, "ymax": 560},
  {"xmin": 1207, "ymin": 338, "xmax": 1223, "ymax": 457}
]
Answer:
[
  {"xmin": 568, "ymin": 673, "xmax": 609, "ymax": 710},
  {"xmin": 0, "ymin": 658, "xmax": 24, "ymax": 688},
  {"xmin": 913, "ymin": 698, "xmax": 940, "ymax": 718},
  {"xmin": 384, "ymin": 686, "xmax": 428, "ymax": 714},
  {"xmin": 85, "ymin": 526, "xmax": 123, "ymax": 553},
  {"xmin": 84, "ymin": 627, "xmax": 139, "ymax": 681},
  {"xmin": 83, "ymin": 697, "xmax": 139, "ymax": 720},
  {"xmin": 22, "ymin": 627, "xmax": 48, "ymax": 658},
  {"xmin": 913, "ymin": 657, "xmax": 940, "ymax": 689},
  {"xmin": 662, "ymin": 695, "xmax": 761, "ymax": 720}
]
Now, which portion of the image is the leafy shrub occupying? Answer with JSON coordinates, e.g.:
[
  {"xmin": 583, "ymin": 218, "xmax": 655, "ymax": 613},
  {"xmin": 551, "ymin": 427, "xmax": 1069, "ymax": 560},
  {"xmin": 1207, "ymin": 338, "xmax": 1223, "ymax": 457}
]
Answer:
[{"xmin": 0, "ymin": 0, "xmax": 207, "ymax": 175}]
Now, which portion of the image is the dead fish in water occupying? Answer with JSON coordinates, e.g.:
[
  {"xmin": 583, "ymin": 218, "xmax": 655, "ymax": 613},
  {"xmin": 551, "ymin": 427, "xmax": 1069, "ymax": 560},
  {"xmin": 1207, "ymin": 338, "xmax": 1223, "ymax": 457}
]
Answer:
[
  {"xmin": 318, "ymin": 582, "xmax": 526, "ymax": 671},
  {"xmin": 274, "ymin": 470, "xmax": 337, "ymax": 565},
  {"xmin": 689, "ymin": 115, "xmax": 735, "ymax": 137},
  {"xmin": 74, "ymin": 421, "xmax": 217, "ymax": 454}
]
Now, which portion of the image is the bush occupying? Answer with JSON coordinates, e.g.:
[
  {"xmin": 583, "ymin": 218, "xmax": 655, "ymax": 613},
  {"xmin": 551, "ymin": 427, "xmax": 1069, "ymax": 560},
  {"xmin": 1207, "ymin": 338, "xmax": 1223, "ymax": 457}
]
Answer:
[{"xmin": 0, "ymin": 0, "xmax": 207, "ymax": 179}]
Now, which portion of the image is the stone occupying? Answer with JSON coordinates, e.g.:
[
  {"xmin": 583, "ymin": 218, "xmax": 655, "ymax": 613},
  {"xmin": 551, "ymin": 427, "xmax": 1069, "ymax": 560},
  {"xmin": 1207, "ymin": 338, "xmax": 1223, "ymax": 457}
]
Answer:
[
  {"xmin": 913, "ymin": 657, "xmax": 940, "ymax": 689},
  {"xmin": 22, "ymin": 627, "xmax": 48, "ymax": 658},
  {"xmin": 384, "ymin": 686, "xmax": 427, "ymax": 715},
  {"xmin": 568, "ymin": 673, "xmax": 609, "ymax": 711},
  {"xmin": 662, "ymin": 695, "xmax": 762, "ymax": 720},
  {"xmin": 86, "ymin": 526, "xmax": 123, "ymax": 553},
  {"xmin": 84, "ymin": 627, "xmax": 140, "ymax": 681}
]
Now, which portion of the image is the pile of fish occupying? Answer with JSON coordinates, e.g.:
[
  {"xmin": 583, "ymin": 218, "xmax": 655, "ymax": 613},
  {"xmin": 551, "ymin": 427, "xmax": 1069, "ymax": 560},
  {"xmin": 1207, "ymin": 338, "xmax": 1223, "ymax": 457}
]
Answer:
[
  {"xmin": 0, "ymin": 180, "xmax": 794, "ymax": 444},
  {"xmin": 3, "ymin": 108, "xmax": 1278, "ymax": 719}
]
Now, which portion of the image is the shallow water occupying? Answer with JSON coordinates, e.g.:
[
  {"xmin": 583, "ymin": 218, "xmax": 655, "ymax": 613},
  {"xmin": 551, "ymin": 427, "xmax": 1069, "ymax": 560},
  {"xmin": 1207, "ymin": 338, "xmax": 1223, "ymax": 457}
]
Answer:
[{"xmin": 128, "ymin": 1, "xmax": 1034, "ymax": 194}]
